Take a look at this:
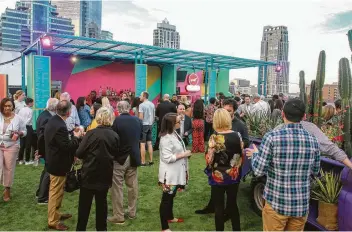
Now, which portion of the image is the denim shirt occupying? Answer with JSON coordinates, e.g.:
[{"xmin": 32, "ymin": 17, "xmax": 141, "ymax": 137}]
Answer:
[{"xmin": 78, "ymin": 105, "xmax": 92, "ymax": 128}]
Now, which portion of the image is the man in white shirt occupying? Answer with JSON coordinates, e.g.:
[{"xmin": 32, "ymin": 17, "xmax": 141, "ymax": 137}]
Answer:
[
  {"xmin": 138, "ymin": 91, "xmax": 155, "ymax": 166},
  {"xmin": 238, "ymin": 94, "xmax": 253, "ymax": 119},
  {"xmin": 60, "ymin": 92, "xmax": 80, "ymax": 132},
  {"xmin": 251, "ymin": 93, "xmax": 270, "ymax": 117},
  {"xmin": 18, "ymin": 97, "xmax": 34, "ymax": 165}
]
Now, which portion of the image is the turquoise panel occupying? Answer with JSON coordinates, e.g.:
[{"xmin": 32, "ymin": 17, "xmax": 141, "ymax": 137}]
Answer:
[
  {"xmin": 71, "ymin": 59, "xmax": 112, "ymax": 75},
  {"xmin": 216, "ymin": 69, "xmax": 231, "ymax": 96},
  {"xmin": 162, "ymin": 64, "xmax": 176, "ymax": 95},
  {"xmin": 135, "ymin": 64, "xmax": 147, "ymax": 97},
  {"xmin": 209, "ymin": 70, "xmax": 217, "ymax": 99}
]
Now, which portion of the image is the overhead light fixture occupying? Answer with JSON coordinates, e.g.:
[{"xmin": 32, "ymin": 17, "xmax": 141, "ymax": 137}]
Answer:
[
  {"xmin": 40, "ymin": 36, "xmax": 53, "ymax": 49},
  {"xmin": 70, "ymin": 56, "xmax": 78, "ymax": 63}
]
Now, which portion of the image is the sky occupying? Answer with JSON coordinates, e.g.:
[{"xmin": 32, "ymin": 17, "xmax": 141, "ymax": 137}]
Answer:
[{"xmin": 1, "ymin": 0, "xmax": 352, "ymax": 92}]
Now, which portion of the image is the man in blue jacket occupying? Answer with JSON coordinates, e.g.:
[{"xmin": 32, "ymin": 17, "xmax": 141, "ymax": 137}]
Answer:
[{"xmin": 108, "ymin": 101, "xmax": 143, "ymax": 225}]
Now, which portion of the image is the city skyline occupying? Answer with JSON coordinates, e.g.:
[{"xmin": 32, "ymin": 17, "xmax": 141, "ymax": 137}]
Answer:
[{"xmin": 0, "ymin": 0, "xmax": 351, "ymax": 93}]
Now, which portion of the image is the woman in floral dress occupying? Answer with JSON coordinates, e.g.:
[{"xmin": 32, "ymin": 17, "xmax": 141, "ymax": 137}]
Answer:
[
  {"xmin": 205, "ymin": 108, "xmax": 243, "ymax": 231},
  {"xmin": 158, "ymin": 113, "xmax": 192, "ymax": 232},
  {"xmin": 192, "ymin": 99, "xmax": 205, "ymax": 153}
]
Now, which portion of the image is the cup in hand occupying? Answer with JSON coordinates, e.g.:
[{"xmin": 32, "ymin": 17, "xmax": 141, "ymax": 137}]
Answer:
[{"xmin": 10, "ymin": 131, "xmax": 19, "ymax": 141}]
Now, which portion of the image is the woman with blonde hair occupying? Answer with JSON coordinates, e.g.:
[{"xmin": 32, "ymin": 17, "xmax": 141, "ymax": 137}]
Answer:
[
  {"xmin": 205, "ymin": 108, "xmax": 243, "ymax": 231},
  {"xmin": 13, "ymin": 90, "xmax": 26, "ymax": 114},
  {"xmin": 54, "ymin": 91, "xmax": 61, "ymax": 100},
  {"xmin": 322, "ymin": 104, "xmax": 336, "ymax": 122},
  {"xmin": 75, "ymin": 107, "xmax": 119, "ymax": 231}
]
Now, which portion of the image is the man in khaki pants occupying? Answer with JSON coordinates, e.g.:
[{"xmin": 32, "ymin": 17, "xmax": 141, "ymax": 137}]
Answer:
[
  {"xmin": 44, "ymin": 100, "xmax": 81, "ymax": 230},
  {"xmin": 246, "ymin": 99, "xmax": 320, "ymax": 231},
  {"xmin": 108, "ymin": 101, "xmax": 142, "ymax": 225}
]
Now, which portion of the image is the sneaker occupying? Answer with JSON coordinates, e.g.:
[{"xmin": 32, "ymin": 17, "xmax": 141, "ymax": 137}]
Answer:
[
  {"xmin": 140, "ymin": 163, "xmax": 147, "ymax": 167},
  {"xmin": 107, "ymin": 217, "xmax": 125, "ymax": 225},
  {"xmin": 128, "ymin": 215, "xmax": 136, "ymax": 220},
  {"xmin": 18, "ymin": 161, "xmax": 24, "ymax": 165},
  {"xmin": 25, "ymin": 161, "xmax": 34, "ymax": 165},
  {"xmin": 38, "ymin": 200, "xmax": 48, "ymax": 205},
  {"xmin": 148, "ymin": 161, "xmax": 154, "ymax": 166}
]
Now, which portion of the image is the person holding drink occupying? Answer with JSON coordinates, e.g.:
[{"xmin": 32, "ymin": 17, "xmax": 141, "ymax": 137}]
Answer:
[
  {"xmin": 0, "ymin": 98, "xmax": 27, "ymax": 202},
  {"xmin": 158, "ymin": 113, "xmax": 191, "ymax": 231}
]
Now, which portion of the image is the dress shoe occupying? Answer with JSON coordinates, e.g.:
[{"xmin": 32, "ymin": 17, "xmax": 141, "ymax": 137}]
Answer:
[
  {"xmin": 3, "ymin": 188, "xmax": 10, "ymax": 202},
  {"xmin": 60, "ymin": 214, "xmax": 72, "ymax": 220},
  {"xmin": 48, "ymin": 223, "xmax": 69, "ymax": 231},
  {"xmin": 107, "ymin": 216, "xmax": 125, "ymax": 225},
  {"xmin": 195, "ymin": 207, "xmax": 214, "ymax": 214}
]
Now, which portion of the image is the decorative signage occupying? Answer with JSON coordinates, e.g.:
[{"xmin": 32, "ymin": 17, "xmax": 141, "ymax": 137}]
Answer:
[
  {"xmin": 0, "ymin": 74, "xmax": 8, "ymax": 99},
  {"xmin": 33, "ymin": 56, "xmax": 51, "ymax": 109},
  {"xmin": 186, "ymin": 73, "xmax": 200, "ymax": 92}
]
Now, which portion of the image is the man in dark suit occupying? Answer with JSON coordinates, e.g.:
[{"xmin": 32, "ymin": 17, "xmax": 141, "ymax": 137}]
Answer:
[
  {"xmin": 35, "ymin": 98, "xmax": 59, "ymax": 204},
  {"xmin": 45, "ymin": 100, "xmax": 82, "ymax": 231},
  {"xmin": 154, "ymin": 94, "xmax": 177, "ymax": 150},
  {"xmin": 176, "ymin": 103, "xmax": 192, "ymax": 146},
  {"xmin": 108, "ymin": 101, "xmax": 143, "ymax": 225}
]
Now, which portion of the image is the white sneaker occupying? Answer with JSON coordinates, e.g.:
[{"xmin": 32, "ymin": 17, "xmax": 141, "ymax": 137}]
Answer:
[
  {"xmin": 19, "ymin": 161, "xmax": 24, "ymax": 165},
  {"xmin": 25, "ymin": 161, "xmax": 34, "ymax": 165}
]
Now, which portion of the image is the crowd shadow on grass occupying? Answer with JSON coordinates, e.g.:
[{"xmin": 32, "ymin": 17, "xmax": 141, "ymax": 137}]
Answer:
[{"xmin": 0, "ymin": 152, "xmax": 263, "ymax": 231}]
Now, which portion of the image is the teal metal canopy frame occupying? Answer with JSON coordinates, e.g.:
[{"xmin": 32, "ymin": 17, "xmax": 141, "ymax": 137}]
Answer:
[{"xmin": 23, "ymin": 33, "xmax": 276, "ymax": 70}]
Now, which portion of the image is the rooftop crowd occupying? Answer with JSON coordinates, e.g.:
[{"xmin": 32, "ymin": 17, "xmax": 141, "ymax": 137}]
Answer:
[{"xmin": 0, "ymin": 89, "xmax": 350, "ymax": 231}]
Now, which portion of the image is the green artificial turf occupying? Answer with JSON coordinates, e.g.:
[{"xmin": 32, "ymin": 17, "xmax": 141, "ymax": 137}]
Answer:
[{"xmin": 0, "ymin": 153, "xmax": 262, "ymax": 231}]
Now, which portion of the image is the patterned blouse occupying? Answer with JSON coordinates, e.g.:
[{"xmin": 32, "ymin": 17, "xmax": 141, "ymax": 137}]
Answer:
[
  {"xmin": 205, "ymin": 104, "xmax": 217, "ymax": 123},
  {"xmin": 78, "ymin": 105, "xmax": 92, "ymax": 128},
  {"xmin": 205, "ymin": 132, "xmax": 243, "ymax": 185}
]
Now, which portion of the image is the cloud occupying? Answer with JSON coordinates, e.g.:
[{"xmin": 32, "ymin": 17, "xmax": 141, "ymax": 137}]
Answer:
[
  {"xmin": 320, "ymin": 10, "xmax": 352, "ymax": 33},
  {"xmin": 102, "ymin": 0, "xmax": 158, "ymax": 26}
]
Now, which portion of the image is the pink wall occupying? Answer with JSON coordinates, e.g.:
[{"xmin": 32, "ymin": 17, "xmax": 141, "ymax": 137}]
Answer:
[
  {"xmin": 51, "ymin": 57, "xmax": 135, "ymax": 102},
  {"xmin": 177, "ymin": 70, "xmax": 203, "ymax": 103}
]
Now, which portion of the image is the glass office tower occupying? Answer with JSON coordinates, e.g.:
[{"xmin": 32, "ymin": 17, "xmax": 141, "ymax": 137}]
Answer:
[{"xmin": 0, "ymin": 0, "xmax": 74, "ymax": 50}]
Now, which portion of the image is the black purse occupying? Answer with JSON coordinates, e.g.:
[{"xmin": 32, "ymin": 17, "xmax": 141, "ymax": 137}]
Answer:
[{"xmin": 64, "ymin": 162, "xmax": 82, "ymax": 193}]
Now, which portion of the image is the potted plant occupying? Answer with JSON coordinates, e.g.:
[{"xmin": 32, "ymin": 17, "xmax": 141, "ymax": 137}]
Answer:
[{"xmin": 311, "ymin": 170, "xmax": 342, "ymax": 230}]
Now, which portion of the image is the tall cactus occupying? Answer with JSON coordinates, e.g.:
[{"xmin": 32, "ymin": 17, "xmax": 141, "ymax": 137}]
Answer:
[
  {"xmin": 338, "ymin": 58, "xmax": 352, "ymax": 157},
  {"xmin": 313, "ymin": 50, "xmax": 326, "ymax": 127},
  {"xmin": 308, "ymin": 80, "xmax": 316, "ymax": 122},
  {"xmin": 299, "ymin": 71, "xmax": 308, "ymax": 113}
]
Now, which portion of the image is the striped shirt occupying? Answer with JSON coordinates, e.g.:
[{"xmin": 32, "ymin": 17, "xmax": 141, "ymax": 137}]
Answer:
[{"xmin": 251, "ymin": 123, "xmax": 320, "ymax": 217}]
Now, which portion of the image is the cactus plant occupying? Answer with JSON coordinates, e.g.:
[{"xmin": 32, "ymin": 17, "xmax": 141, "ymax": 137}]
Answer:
[
  {"xmin": 338, "ymin": 58, "xmax": 352, "ymax": 157},
  {"xmin": 313, "ymin": 51, "xmax": 326, "ymax": 127},
  {"xmin": 299, "ymin": 71, "xmax": 308, "ymax": 113},
  {"xmin": 308, "ymin": 80, "xmax": 316, "ymax": 122}
]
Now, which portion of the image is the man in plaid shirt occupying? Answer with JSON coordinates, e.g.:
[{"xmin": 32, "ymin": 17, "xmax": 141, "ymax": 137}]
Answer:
[{"xmin": 246, "ymin": 99, "xmax": 320, "ymax": 231}]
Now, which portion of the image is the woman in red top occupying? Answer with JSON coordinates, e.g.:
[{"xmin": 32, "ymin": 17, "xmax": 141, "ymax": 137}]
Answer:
[{"xmin": 192, "ymin": 99, "xmax": 205, "ymax": 153}]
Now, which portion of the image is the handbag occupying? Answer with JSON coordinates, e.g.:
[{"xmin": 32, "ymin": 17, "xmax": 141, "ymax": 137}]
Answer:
[{"xmin": 64, "ymin": 162, "xmax": 82, "ymax": 193}]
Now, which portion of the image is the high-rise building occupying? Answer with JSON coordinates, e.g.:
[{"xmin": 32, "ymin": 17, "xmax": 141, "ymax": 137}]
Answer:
[
  {"xmin": 153, "ymin": 18, "xmax": 180, "ymax": 49},
  {"xmin": 306, "ymin": 82, "xmax": 339, "ymax": 103},
  {"xmin": 101, "ymin": 30, "xmax": 113, "ymax": 41},
  {"xmin": 51, "ymin": 0, "xmax": 102, "ymax": 39},
  {"xmin": 51, "ymin": 0, "xmax": 80, "ymax": 36},
  {"xmin": 0, "ymin": 0, "xmax": 74, "ymax": 50},
  {"xmin": 259, "ymin": 25, "xmax": 289, "ymax": 95}
]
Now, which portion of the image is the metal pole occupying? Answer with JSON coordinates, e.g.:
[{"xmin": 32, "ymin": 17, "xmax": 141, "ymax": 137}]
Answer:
[
  {"xmin": 257, "ymin": 66, "xmax": 262, "ymax": 95},
  {"xmin": 21, "ymin": 54, "xmax": 26, "ymax": 91},
  {"xmin": 263, "ymin": 65, "xmax": 268, "ymax": 96},
  {"xmin": 204, "ymin": 60, "xmax": 209, "ymax": 104}
]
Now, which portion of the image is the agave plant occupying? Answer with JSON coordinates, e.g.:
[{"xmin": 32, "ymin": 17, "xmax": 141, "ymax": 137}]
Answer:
[
  {"xmin": 311, "ymin": 170, "xmax": 342, "ymax": 204},
  {"xmin": 245, "ymin": 113, "xmax": 283, "ymax": 138}
]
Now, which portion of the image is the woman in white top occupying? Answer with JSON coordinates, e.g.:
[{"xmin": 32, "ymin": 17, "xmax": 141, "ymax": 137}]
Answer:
[
  {"xmin": 0, "ymin": 98, "xmax": 26, "ymax": 202},
  {"xmin": 158, "ymin": 113, "xmax": 192, "ymax": 232},
  {"xmin": 13, "ymin": 90, "xmax": 26, "ymax": 114}
]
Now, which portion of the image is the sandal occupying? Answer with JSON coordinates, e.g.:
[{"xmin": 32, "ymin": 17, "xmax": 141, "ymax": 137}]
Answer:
[
  {"xmin": 3, "ymin": 189, "xmax": 10, "ymax": 202},
  {"xmin": 167, "ymin": 218, "xmax": 184, "ymax": 223}
]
